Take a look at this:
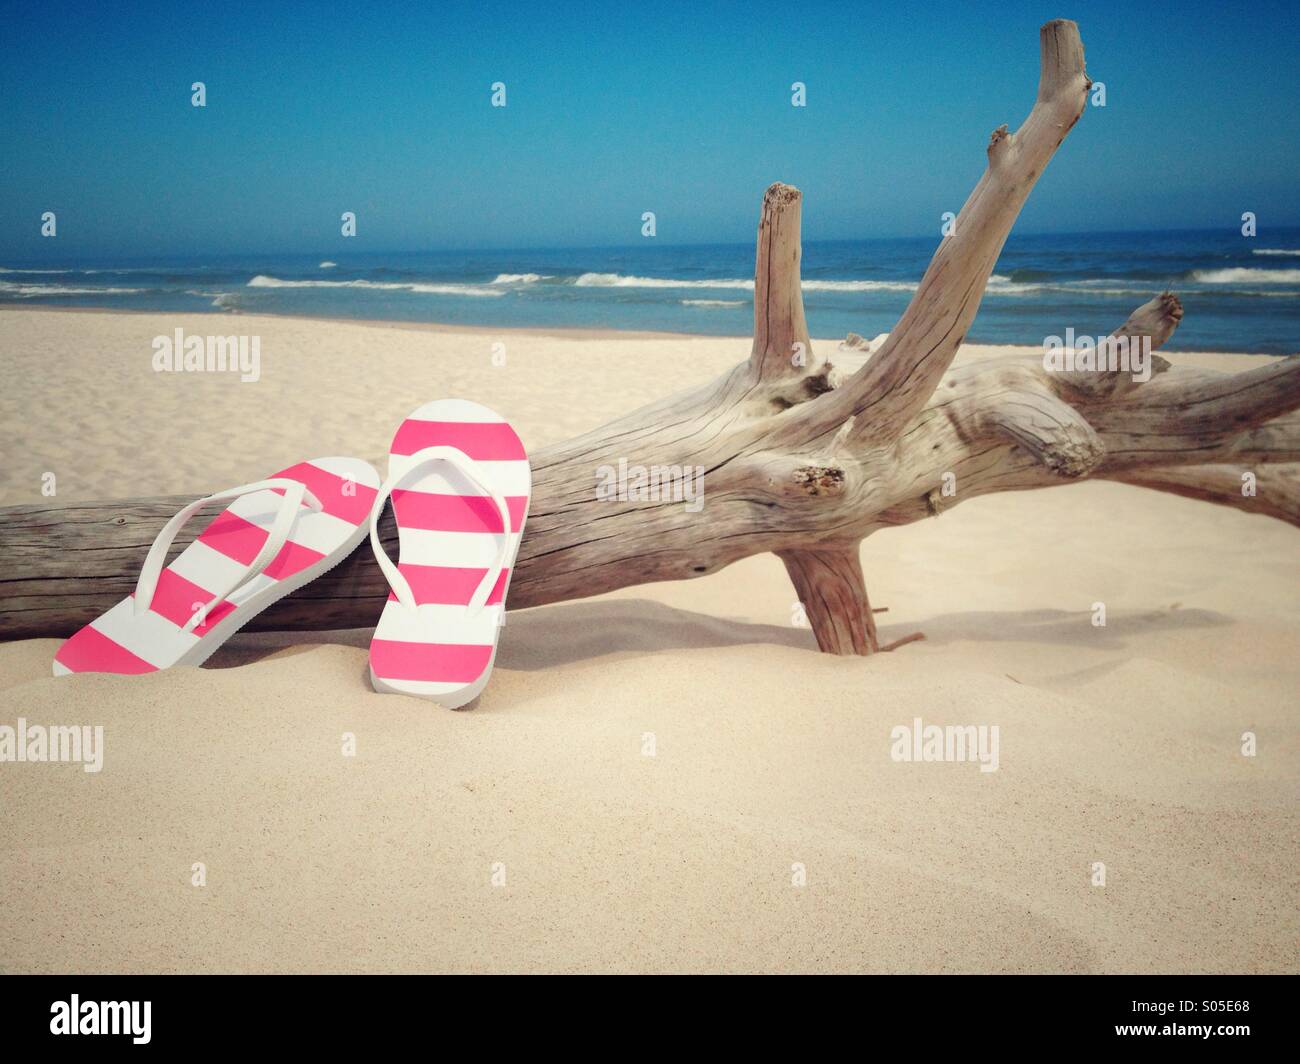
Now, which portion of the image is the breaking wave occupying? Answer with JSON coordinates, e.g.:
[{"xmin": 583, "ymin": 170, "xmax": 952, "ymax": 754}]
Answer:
[
  {"xmin": 0, "ymin": 281, "xmax": 145, "ymax": 296},
  {"xmin": 490, "ymin": 272, "xmax": 550, "ymax": 284},
  {"xmin": 246, "ymin": 275, "xmax": 503, "ymax": 297},
  {"xmin": 1192, "ymin": 267, "xmax": 1300, "ymax": 284}
]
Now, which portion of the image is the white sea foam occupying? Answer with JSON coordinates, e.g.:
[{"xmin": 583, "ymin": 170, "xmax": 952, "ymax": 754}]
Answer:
[
  {"xmin": 573, "ymin": 272, "xmax": 930, "ymax": 292},
  {"xmin": 574, "ymin": 272, "xmax": 753, "ymax": 289},
  {"xmin": 490, "ymin": 272, "xmax": 549, "ymax": 284},
  {"xmin": 246, "ymin": 275, "xmax": 503, "ymax": 297},
  {"xmin": 0, "ymin": 281, "xmax": 143, "ymax": 296},
  {"xmin": 681, "ymin": 298, "xmax": 746, "ymax": 307},
  {"xmin": 569, "ymin": 270, "xmax": 1204, "ymax": 298},
  {"xmin": 1252, "ymin": 249, "xmax": 1300, "ymax": 257},
  {"xmin": 804, "ymin": 279, "xmax": 918, "ymax": 292},
  {"xmin": 319, "ymin": 261, "xmax": 338, "ymax": 268},
  {"xmin": 985, "ymin": 280, "xmax": 1154, "ymax": 298},
  {"xmin": 1192, "ymin": 267, "xmax": 1300, "ymax": 284}
]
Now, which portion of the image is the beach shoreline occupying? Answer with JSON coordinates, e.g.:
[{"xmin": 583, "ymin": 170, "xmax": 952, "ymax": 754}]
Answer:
[
  {"xmin": 7, "ymin": 223, "xmax": 1300, "ymax": 357},
  {"xmin": 0, "ymin": 303, "xmax": 716, "ymax": 344},
  {"xmin": 0, "ymin": 303, "xmax": 1279, "ymax": 369}
]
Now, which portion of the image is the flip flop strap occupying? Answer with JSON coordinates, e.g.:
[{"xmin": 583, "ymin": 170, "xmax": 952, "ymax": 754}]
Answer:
[
  {"xmin": 134, "ymin": 477, "xmax": 323, "ymax": 632},
  {"xmin": 370, "ymin": 445, "xmax": 514, "ymax": 617}
]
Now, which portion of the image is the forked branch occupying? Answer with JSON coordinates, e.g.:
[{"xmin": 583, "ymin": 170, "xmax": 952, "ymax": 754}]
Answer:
[{"xmin": 798, "ymin": 19, "xmax": 1092, "ymax": 446}]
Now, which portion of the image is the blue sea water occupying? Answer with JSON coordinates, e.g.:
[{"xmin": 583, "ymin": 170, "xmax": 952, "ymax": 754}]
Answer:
[{"xmin": 3, "ymin": 228, "xmax": 1299, "ymax": 354}]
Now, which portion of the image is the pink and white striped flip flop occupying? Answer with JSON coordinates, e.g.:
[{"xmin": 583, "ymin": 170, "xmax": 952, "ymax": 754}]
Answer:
[
  {"xmin": 53, "ymin": 457, "xmax": 379, "ymax": 676},
  {"xmin": 367, "ymin": 399, "xmax": 530, "ymax": 706}
]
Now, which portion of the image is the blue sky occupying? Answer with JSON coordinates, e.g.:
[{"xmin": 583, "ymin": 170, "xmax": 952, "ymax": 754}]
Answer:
[{"xmin": 1, "ymin": 0, "xmax": 1297, "ymax": 258}]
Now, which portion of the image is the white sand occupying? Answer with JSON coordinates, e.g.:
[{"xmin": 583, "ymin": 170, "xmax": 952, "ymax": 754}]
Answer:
[{"xmin": 0, "ymin": 309, "xmax": 1296, "ymax": 973}]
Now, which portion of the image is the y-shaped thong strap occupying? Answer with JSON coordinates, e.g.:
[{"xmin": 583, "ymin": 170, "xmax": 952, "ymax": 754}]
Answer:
[
  {"xmin": 134, "ymin": 478, "xmax": 323, "ymax": 632},
  {"xmin": 369, "ymin": 445, "xmax": 513, "ymax": 617}
]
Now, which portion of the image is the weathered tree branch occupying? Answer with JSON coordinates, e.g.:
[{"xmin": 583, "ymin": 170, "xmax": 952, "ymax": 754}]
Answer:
[
  {"xmin": 981, "ymin": 390, "xmax": 1105, "ymax": 478},
  {"xmin": 1120, "ymin": 464, "xmax": 1300, "ymax": 525},
  {"xmin": 797, "ymin": 18, "xmax": 1091, "ymax": 447},
  {"xmin": 777, "ymin": 547, "xmax": 877, "ymax": 655},
  {"xmin": 750, "ymin": 183, "xmax": 815, "ymax": 385},
  {"xmin": 1058, "ymin": 291, "xmax": 1177, "ymax": 398},
  {"xmin": 1, "ymin": 20, "xmax": 1297, "ymax": 654}
]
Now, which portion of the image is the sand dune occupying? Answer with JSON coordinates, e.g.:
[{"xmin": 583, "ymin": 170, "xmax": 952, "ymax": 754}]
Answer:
[{"xmin": 0, "ymin": 309, "xmax": 1295, "ymax": 972}]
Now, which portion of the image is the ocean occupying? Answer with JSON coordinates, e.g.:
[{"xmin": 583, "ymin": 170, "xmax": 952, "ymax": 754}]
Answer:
[{"xmin": 3, "ymin": 228, "xmax": 1299, "ymax": 354}]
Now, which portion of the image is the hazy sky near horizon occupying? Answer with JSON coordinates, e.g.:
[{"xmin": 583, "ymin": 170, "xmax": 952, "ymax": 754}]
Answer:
[{"xmin": 1, "ymin": 0, "xmax": 1297, "ymax": 259}]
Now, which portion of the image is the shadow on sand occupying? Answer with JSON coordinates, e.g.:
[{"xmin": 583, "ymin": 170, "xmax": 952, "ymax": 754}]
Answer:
[{"xmin": 206, "ymin": 597, "xmax": 1231, "ymax": 671}]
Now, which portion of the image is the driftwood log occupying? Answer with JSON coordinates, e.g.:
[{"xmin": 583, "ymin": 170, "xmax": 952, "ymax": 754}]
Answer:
[{"xmin": 2, "ymin": 20, "xmax": 1297, "ymax": 652}]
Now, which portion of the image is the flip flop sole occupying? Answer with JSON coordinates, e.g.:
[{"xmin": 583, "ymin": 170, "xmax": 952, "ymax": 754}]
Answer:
[
  {"xmin": 368, "ymin": 399, "xmax": 530, "ymax": 707},
  {"xmin": 53, "ymin": 457, "xmax": 379, "ymax": 676}
]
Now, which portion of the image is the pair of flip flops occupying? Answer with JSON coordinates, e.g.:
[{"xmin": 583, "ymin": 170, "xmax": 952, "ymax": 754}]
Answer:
[{"xmin": 52, "ymin": 400, "xmax": 529, "ymax": 709}]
